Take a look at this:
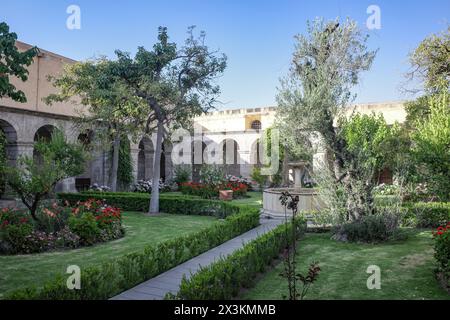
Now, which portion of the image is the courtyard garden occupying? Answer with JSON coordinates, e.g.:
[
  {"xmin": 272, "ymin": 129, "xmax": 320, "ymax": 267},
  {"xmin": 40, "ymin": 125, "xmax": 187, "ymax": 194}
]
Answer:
[
  {"xmin": 0, "ymin": 211, "xmax": 216, "ymax": 298},
  {"xmin": 0, "ymin": 13, "xmax": 448, "ymax": 302}
]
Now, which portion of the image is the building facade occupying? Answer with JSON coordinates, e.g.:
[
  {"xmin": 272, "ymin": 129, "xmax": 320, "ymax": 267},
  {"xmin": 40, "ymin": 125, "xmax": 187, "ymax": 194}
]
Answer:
[{"xmin": 0, "ymin": 42, "xmax": 407, "ymax": 199}]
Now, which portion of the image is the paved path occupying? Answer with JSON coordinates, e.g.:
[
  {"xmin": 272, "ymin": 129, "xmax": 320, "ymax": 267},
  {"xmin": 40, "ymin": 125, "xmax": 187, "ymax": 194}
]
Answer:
[{"xmin": 111, "ymin": 217, "xmax": 283, "ymax": 300}]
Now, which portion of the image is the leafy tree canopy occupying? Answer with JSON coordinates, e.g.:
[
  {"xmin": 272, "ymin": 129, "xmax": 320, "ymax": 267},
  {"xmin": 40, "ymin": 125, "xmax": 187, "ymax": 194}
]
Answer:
[{"xmin": 0, "ymin": 22, "xmax": 38, "ymax": 102}]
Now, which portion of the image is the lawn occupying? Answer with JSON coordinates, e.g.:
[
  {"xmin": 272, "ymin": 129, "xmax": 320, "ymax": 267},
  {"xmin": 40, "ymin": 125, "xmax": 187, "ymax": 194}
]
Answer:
[
  {"xmin": 242, "ymin": 230, "xmax": 450, "ymax": 300},
  {"xmin": 0, "ymin": 212, "xmax": 216, "ymax": 298}
]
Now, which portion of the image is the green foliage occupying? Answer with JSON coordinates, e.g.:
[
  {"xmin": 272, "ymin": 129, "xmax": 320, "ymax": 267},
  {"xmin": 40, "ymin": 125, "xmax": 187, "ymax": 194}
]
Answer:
[
  {"xmin": 58, "ymin": 192, "xmax": 242, "ymax": 219},
  {"xmin": 0, "ymin": 22, "xmax": 38, "ymax": 102},
  {"xmin": 6, "ymin": 204, "xmax": 259, "ymax": 300},
  {"xmin": 276, "ymin": 18, "xmax": 378, "ymax": 220},
  {"xmin": 433, "ymin": 224, "xmax": 450, "ymax": 288},
  {"xmin": 0, "ymin": 130, "xmax": 7, "ymax": 197},
  {"xmin": 403, "ymin": 202, "xmax": 450, "ymax": 228},
  {"xmin": 407, "ymin": 26, "xmax": 450, "ymax": 93},
  {"xmin": 0, "ymin": 223, "xmax": 33, "ymax": 254},
  {"xmin": 68, "ymin": 213, "xmax": 101, "ymax": 246},
  {"xmin": 199, "ymin": 165, "xmax": 225, "ymax": 188},
  {"xmin": 411, "ymin": 93, "xmax": 450, "ymax": 201},
  {"xmin": 110, "ymin": 26, "xmax": 227, "ymax": 213},
  {"xmin": 170, "ymin": 218, "xmax": 306, "ymax": 300},
  {"xmin": 116, "ymin": 137, "xmax": 133, "ymax": 190},
  {"xmin": 340, "ymin": 113, "xmax": 398, "ymax": 173},
  {"xmin": 333, "ymin": 212, "xmax": 401, "ymax": 243},
  {"xmin": 250, "ymin": 167, "xmax": 266, "ymax": 190},
  {"xmin": 173, "ymin": 166, "xmax": 191, "ymax": 186},
  {"xmin": 4, "ymin": 130, "xmax": 86, "ymax": 221}
]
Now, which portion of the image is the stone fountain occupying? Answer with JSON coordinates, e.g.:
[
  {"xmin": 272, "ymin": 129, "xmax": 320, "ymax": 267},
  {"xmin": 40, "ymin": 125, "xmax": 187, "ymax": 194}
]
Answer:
[{"xmin": 262, "ymin": 161, "xmax": 324, "ymax": 218}]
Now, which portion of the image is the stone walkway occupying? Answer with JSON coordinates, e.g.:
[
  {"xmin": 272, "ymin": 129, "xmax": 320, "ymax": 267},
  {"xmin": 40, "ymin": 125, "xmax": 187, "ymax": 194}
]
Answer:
[{"xmin": 111, "ymin": 217, "xmax": 283, "ymax": 300}]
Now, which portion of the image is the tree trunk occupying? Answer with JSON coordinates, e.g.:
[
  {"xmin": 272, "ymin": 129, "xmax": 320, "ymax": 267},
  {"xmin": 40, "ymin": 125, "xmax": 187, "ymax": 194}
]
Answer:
[
  {"xmin": 110, "ymin": 134, "xmax": 121, "ymax": 192},
  {"xmin": 149, "ymin": 121, "xmax": 164, "ymax": 214}
]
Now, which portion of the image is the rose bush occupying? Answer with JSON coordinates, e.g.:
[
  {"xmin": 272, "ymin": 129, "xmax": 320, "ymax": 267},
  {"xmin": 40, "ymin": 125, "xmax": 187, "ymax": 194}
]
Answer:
[
  {"xmin": 0, "ymin": 199, "xmax": 124, "ymax": 255},
  {"xmin": 433, "ymin": 222, "xmax": 450, "ymax": 291}
]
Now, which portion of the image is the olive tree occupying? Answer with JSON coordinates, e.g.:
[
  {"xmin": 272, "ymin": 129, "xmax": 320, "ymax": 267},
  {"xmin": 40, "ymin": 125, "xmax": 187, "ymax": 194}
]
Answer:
[{"xmin": 276, "ymin": 18, "xmax": 378, "ymax": 220}]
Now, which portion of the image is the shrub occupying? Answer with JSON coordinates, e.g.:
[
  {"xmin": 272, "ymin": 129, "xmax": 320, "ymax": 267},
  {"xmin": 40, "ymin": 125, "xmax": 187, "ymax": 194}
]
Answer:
[
  {"xmin": 405, "ymin": 202, "xmax": 450, "ymax": 228},
  {"xmin": 432, "ymin": 223, "xmax": 450, "ymax": 291},
  {"xmin": 58, "ymin": 192, "xmax": 241, "ymax": 218},
  {"xmin": 6, "ymin": 205, "xmax": 260, "ymax": 299},
  {"xmin": 169, "ymin": 218, "xmax": 306, "ymax": 300},
  {"xmin": 173, "ymin": 166, "xmax": 191, "ymax": 186},
  {"xmin": 68, "ymin": 212, "xmax": 101, "ymax": 246},
  {"xmin": 332, "ymin": 212, "xmax": 401, "ymax": 243},
  {"xmin": 0, "ymin": 223, "xmax": 34, "ymax": 254},
  {"xmin": 88, "ymin": 183, "xmax": 111, "ymax": 192},
  {"xmin": 132, "ymin": 179, "xmax": 173, "ymax": 193},
  {"xmin": 54, "ymin": 227, "xmax": 80, "ymax": 248},
  {"xmin": 0, "ymin": 200, "xmax": 124, "ymax": 254},
  {"xmin": 35, "ymin": 202, "xmax": 72, "ymax": 233}
]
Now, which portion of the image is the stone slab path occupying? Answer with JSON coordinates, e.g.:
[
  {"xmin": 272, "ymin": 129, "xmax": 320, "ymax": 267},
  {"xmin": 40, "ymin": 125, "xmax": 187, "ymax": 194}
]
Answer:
[{"xmin": 111, "ymin": 217, "xmax": 283, "ymax": 300}]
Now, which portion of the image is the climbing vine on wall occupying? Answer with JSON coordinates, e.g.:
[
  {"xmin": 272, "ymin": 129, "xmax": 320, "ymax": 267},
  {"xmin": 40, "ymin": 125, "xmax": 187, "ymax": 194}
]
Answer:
[{"xmin": 0, "ymin": 130, "xmax": 6, "ymax": 197}]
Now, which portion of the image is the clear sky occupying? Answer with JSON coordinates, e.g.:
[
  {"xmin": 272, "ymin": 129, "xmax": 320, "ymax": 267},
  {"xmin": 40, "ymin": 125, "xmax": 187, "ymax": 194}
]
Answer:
[{"xmin": 1, "ymin": 0, "xmax": 449, "ymax": 109}]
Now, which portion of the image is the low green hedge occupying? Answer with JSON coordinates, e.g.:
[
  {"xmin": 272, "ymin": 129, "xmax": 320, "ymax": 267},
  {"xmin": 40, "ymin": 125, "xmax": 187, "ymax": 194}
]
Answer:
[
  {"xmin": 6, "ymin": 205, "xmax": 260, "ymax": 300},
  {"xmin": 58, "ymin": 192, "xmax": 240, "ymax": 219},
  {"xmin": 169, "ymin": 218, "xmax": 306, "ymax": 300},
  {"xmin": 402, "ymin": 202, "xmax": 450, "ymax": 228}
]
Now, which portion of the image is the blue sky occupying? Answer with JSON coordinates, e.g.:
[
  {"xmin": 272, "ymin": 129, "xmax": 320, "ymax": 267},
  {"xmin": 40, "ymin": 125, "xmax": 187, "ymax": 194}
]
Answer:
[{"xmin": 1, "ymin": 0, "xmax": 449, "ymax": 109}]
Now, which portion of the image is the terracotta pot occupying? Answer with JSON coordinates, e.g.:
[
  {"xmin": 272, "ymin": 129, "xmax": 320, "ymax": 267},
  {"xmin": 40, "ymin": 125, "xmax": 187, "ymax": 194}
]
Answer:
[{"xmin": 219, "ymin": 190, "xmax": 233, "ymax": 201}]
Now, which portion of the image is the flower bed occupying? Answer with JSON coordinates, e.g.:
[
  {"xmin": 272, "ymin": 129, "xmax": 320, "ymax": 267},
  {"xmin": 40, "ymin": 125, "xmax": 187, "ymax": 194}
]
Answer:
[
  {"xmin": 433, "ymin": 223, "xmax": 450, "ymax": 293},
  {"xmin": 58, "ymin": 192, "xmax": 241, "ymax": 218},
  {"xmin": 6, "ymin": 204, "xmax": 260, "ymax": 300},
  {"xmin": 0, "ymin": 199, "xmax": 124, "ymax": 255},
  {"xmin": 180, "ymin": 178, "xmax": 249, "ymax": 199}
]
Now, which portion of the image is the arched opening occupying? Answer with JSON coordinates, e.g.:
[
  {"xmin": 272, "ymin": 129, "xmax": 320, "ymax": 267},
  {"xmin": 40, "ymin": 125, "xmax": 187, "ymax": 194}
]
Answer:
[
  {"xmin": 33, "ymin": 124, "xmax": 57, "ymax": 167},
  {"xmin": 250, "ymin": 139, "xmax": 263, "ymax": 168},
  {"xmin": 191, "ymin": 140, "xmax": 207, "ymax": 182},
  {"xmin": 0, "ymin": 119, "xmax": 18, "ymax": 199},
  {"xmin": 75, "ymin": 130, "xmax": 94, "ymax": 191},
  {"xmin": 137, "ymin": 136, "xmax": 154, "ymax": 180},
  {"xmin": 251, "ymin": 120, "xmax": 262, "ymax": 130},
  {"xmin": 221, "ymin": 139, "xmax": 240, "ymax": 176}
]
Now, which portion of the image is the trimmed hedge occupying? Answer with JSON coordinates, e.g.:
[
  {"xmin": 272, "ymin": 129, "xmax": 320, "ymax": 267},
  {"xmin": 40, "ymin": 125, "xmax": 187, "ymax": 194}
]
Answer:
[
  {"xmin": 58, "ymin": 192, "xmax": 240, "ymax": 219},
  {"xmin": 5, "ymin": 205, "xmax": 260, "ymax": 300},
  {"xmin": 170, "ymin": 218, "xmax": 306, "ymax": 300},
  {"xmin": 402, "ymin": 202, "xmax": 450, "ymax": 228}
]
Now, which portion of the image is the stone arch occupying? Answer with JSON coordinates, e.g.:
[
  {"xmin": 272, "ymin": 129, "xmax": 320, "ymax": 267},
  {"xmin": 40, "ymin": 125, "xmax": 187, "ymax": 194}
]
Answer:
[
  {"xmin": 0, "ymin": 119, "xmax": 18, "ymax": 162},
  {"xmin": 137, "ymin": 136, "xmax": 154, "ymax": 180},
  {"xmin": 251, "ymin": 120, "xmax": 262, "ymax": 130},
  {"xmin": 161, "ymin": 141, "xmax": 173, "ymax": 182},
  {"xmin": 220, "ymin": 139, "xmax": 240, "ymax": 176},
  {"xmin": 33, "ymin": 124, "xmax": 59, "ymax": 166},
  {"xmin": 191, "ymin": 139, "xmax": 207, "ymax": 182},
  {"xmin": 74, "ymin": 130, "xmax": 94, "ymax": 191},
  {"xmin": 0, "ymin": 119, "xmax": 18, "ymax": 199},
  {"xmin": 250, "ymin": 138, "xmax": 263, "ymax": 167}
]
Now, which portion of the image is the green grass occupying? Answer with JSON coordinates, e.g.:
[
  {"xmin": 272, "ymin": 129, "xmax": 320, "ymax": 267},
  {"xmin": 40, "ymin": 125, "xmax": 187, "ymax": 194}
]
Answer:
[
  {"xmin": 0, "ymin": 212, "xmax": 216, "ymax": 298},
  {"xmin": 242, "ymin": 230, "xmax": 450, "ymax": 300},
  {"xmin": 232, "ymin": 191, "xmax": 263, "ymax": 208}
]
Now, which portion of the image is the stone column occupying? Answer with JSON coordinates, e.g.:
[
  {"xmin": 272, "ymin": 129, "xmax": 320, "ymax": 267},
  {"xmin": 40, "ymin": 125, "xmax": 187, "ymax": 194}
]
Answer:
[{"xmin": 130, "ymin": 148, "xmax": 140, "ymax": 184}]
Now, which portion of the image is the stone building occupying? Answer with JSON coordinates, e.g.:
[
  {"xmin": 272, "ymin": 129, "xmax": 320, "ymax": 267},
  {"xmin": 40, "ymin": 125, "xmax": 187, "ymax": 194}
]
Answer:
[{"xmin": 0, "ymin": 42, "xmax": 407, "ymax": 199}]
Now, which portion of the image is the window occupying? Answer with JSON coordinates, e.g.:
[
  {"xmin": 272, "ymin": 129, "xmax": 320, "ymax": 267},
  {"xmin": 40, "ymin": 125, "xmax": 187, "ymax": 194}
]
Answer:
[{"xmin": 251, "ymin": 120, "xmax": 262, "ymax": 130}]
